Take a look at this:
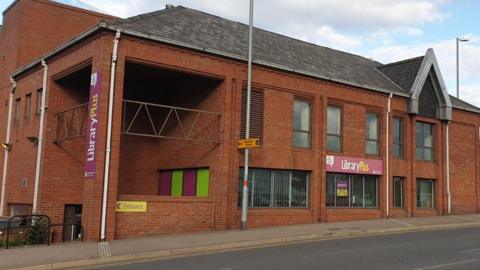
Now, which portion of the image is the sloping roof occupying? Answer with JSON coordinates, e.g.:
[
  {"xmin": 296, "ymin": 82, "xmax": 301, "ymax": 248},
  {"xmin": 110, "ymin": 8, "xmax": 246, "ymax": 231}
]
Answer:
[
  {"xmin": 377, "ymin": 56, "xmax": 424, "ymax": 92},
  {"xmin": 110, "ymin": 6, "xmax": 407, "ymax": 95},
  {"xmin": 450, "ymin": 95, "xmax": 480, "ymax": 113}
]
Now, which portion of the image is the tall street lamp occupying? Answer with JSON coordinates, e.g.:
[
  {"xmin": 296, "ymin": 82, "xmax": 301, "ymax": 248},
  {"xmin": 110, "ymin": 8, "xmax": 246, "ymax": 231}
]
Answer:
[
  {"xmin": 241, "ymin": 0, "xmax": 254, "ymax": 230},
  {"xmin": 456, "ymin": 37, "xmax": 469, "ymax": 98}
]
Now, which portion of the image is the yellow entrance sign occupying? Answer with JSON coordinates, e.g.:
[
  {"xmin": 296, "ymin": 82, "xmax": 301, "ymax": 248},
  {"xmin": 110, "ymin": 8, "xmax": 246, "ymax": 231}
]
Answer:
[
  {"xmin": 238, "ymin": 138, "xmax": 260, "ymax": 149},
  {"xmin": 116, "ymin": 201, "xmax": 147, "ymax": 212}
]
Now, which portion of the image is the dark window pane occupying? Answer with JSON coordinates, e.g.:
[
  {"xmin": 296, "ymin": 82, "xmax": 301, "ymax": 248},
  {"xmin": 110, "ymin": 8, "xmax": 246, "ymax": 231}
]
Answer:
[
  {"xmin": 393, "ymin": 177, "xmax": 403, "ymax": 208},
  {"xmin": 293, "ymin": 101, "xmax": 310, "ymax": 131},
  {"xmin": 293, "ymin": 131, "xmax": 310, "ymax": 148},
  {"xmin": 326, "ymin": 174, "xmax": 336, "ymax": 207},
  {"xmin": 291, "ymin": 171, "xmax": 308, "ymax": 207},
  {"xmin": 366, "ymin": 113, "xmax": 378, "ymax": 140},
  {"xmin": 273, "ymin": 171, "xmax": 290, "ymax": 207},
  {"xmin": 366, "ymin": 141, "xmax": 379, "ymax": 155},
  {"xmin": 352, "ymin": 175, "xmax": 364, "ymax": 207},
  {"xmin": 417, "ymin": 179, "xmax": 434, "ymax": 208},
  {"xmin": 335, "ymin": 174, "xmax": 350, "ymax": 207},
  {"xmin": 327, "ymin": 135, "xmax": 341, "ymax": 152},
  {"xmin": 393, "ymin": 144, "xmax": 400, "ymax": 158},
  {"xmin": 364, "ymin": 176, "xmax": 377, "ymax": 207},
  {"xmin": 327, "ymin": 106, "xmax": 341, "ymax": 135}
]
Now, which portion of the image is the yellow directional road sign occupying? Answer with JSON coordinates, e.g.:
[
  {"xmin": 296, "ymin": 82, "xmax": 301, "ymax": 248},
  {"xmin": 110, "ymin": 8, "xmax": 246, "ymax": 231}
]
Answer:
[
  {"xmin": 238, "ymin": 138, "xmax": 260, "ymax": 149},
  {"xmin": 116, "ymin": 201, "xmax": 147, "ymax": 213}
]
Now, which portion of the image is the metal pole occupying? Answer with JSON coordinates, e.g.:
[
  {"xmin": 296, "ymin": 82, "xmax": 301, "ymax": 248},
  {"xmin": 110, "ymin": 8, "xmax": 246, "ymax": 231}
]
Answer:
[
  {"xmin": 241, "ymin": 0, "xmax": 254, "ymax": 231},
  {"xmin": 456, "ymin": 37, "xmax": 459, "ymax": 98}
]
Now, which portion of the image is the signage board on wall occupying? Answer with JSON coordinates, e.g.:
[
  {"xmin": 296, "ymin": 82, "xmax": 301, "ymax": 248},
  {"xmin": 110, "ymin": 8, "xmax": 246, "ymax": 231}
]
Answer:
[
  {"xmin": 326, "ymin": 155, "xmax": 383, "ymax": 175},
  {"xmin": 116, "ymin": 201, "xmax": 147, "ymax": 212},
  {"xmin": 84, "ymin": 72, "xmax": 102, "ymax": 179}
]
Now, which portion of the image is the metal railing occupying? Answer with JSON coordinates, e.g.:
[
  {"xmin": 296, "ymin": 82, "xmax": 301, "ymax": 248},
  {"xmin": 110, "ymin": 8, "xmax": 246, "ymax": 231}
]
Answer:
[
  {"xmin": 2, "ymin": 215, "xmax": 51, "ymax": 249},
  {"xmin": 54, "ymin": 103, "xmax": 89, "ymax": 143},
  {"xmin": 122, "ymin": 99, "xmax": 220, "ymax": 143}
]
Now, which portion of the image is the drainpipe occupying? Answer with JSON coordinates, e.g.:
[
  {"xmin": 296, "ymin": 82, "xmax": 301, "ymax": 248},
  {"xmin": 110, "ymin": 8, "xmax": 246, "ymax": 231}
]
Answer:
[
  {"xmin": 0, "ymin": 78, "xmax": 16, "ymax": 216},
  {"xmin": 100, "ymin": 30, "xmax": 121, "ymax": 241},
  {"xmin": 446, "ymin": 121, "xmax": 451, "ymax": 214},
  {"xmin": 32, "ymin": 60, "xmax": 48, "ymax": 214},
  {"xmin": 386, "ymin": 92, "xmax": 393, "ymax": 218}
]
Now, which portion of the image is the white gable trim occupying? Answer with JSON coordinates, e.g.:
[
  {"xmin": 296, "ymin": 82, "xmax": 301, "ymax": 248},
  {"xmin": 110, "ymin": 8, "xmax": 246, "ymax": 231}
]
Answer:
[{"xmin": 408, "ymin": 48, "xmax": 452, "ymax": 120}]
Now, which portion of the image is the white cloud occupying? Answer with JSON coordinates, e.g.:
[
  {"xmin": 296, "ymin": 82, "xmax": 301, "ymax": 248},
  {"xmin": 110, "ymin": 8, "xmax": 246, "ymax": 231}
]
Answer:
[{"xmin": 63, "ymin": 0, "xmax": 449, "ymax": 50}]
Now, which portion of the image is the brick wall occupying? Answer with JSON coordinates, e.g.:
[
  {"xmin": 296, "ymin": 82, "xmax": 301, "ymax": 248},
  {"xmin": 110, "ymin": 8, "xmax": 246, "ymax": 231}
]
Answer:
[{"xmin": 1, "ymin": 4, "xmax": 479, "ymax": 240}]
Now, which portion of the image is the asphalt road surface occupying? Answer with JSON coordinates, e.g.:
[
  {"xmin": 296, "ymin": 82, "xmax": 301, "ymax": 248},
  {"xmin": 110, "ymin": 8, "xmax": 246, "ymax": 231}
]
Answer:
[{"xmin": 92, "ymin": 227, "xmax": 480, "ymax": 270}]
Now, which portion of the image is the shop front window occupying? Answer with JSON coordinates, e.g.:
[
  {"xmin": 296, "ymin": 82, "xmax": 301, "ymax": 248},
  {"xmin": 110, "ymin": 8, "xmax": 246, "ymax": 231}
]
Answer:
[
  {"xmin": 238, "ymin": 168, "xmax": 309, "ymax": 208},
  {"xmin": 326, "ymin": 173, "xmax": 378, "ymax": 208},
  {"xmin": 393, "ymin": 177, "xmax": 404, "ymax": 208},
  {"xmin": 417, "ymin": 179, "xmax": 435, "ymax": 208}
]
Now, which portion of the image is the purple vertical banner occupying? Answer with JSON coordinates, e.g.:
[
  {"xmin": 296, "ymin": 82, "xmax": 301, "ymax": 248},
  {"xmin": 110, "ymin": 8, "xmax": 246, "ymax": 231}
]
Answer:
[
  {"xmin": 183, "ymin": 169, "xmax": 197, "ymax": 196},
  {"xmin": 84, "ymin": 72, "xmax": 102, "ymax": 179},
  {"xmin": 159, "ymin": 171, "xmax": 172, "ymax": 196}
]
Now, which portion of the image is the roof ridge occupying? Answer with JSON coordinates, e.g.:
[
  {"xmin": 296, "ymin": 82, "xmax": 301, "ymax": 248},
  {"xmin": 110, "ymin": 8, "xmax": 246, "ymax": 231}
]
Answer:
[
  {"xmin": 112, "ymin": 5, "xmax": 185, "ymax": 25},
  {"xmin": 379, "ymin": 56, "xmax": 424, "ymax": 68}
]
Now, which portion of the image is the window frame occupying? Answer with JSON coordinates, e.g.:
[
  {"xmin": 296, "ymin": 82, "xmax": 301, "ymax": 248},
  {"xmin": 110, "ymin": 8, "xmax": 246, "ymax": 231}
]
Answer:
[
  {"xmin": 416, "ymin": 179, "xmax": 435, "ymax": 209},
  {"xmin": 393, "ymin": 117, "xmax": 404, "ymax": 159},
  {"xmin": 416, "ymin": 121, "xmax": 435, "ymax": 161},
  {"xmin": 36, "ymin": 89, "xmax": 43, "ymax": 115},
  {"xmin": 15, "ymin": 97, "xmax": 21, "ymax": 122},
  {"xmin": 25, "ymin": 93, "xmax": 32, "ymax": 119},
  {"xmin": 326, "ymin": 173, "xmax": 379, "ymax": 209},
  {"xmin": 365, "ymin": 111, "xmax": 380, "ymax": 156},
  {"xmin": 326, "ymin": 105, "xmax": 342, "ymax": 152},
  {"xmin": 292, "ymin": 99, "xmax": 312, "ymax": 149},
  {"xmin": 238, "ymin": 168, "xmax": 310, "ymax": 208},
  {"xmin": 393, "ymin": 177, "xmax": 404, "ymax": 208}
]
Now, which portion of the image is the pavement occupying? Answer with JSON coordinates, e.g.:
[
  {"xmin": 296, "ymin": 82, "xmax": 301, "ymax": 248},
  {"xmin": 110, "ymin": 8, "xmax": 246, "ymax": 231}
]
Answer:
[{"xmin": 1, "ymin": 214, "xmax": 480, "ymax": 270}]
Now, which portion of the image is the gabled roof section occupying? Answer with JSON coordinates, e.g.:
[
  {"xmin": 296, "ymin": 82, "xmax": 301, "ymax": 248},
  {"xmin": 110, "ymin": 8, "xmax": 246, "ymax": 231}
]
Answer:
[
  {"xmin": 108, "ymin": 6, "xmax": 407, "ymax": 96},
  {"xmin": 405, "ymin": 49, "xmax": 452, "ymax": 120},
  {"xmin": 377, "ymin": 56, "xmax": 424, "ymax": 92},
  {"xmin": 450, "ymin": 95, "xmax": 480, "ymax": 113}
]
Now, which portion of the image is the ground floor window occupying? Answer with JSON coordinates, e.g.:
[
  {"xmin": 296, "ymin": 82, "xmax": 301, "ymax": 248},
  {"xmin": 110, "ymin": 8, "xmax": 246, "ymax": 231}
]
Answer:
[
  {"xmin": 417, "ymin": 179, "xmax": 435, "ymax": 208},
  {"xmin": 393, "ymin": 177, "xmax": 404, "ymax": 208},
  {"xmin": 8, "ymin": 204, "xmax": 32, "ymax": 216},
  {"xmin": 238, "ymin": 168, "xmax": 309, "ymax": 208},
  {"xmin": 326, "ymin": 173, "xmax": 378, "ymax": 208},
  {"xmin": 159, "ymin": 168, "xmax": 209, "ymax": 197}
]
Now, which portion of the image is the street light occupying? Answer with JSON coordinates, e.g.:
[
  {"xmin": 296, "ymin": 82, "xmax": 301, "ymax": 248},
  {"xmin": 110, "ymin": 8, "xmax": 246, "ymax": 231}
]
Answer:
[
  {"xmin": 456, "ymin": 37, "xmax": 469, "ymax": 98},
  {"xmin": 241, "ymin": 0, "xmax": 254, "ymax": 231}
]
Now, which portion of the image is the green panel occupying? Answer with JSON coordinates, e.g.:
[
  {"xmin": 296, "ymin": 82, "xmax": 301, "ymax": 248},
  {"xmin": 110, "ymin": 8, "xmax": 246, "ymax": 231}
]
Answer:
[
  {"xmin": 196, "ymin": 169, "xmax": 210, "ymax": 197},
  {"xmin": 171, "ymin": 170, "xmax": 184, "ymax": 197}
]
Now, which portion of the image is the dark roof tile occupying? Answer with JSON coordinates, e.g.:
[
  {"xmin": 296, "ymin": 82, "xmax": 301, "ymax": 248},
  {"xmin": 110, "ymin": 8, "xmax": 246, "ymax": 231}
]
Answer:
[{"xmin": 111, "ymin": 6, "xmax": 407, "ymax": 95}]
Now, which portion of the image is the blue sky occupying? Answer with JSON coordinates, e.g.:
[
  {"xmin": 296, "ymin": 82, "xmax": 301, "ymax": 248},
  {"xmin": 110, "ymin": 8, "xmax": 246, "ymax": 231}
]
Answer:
[{"xmin": 1, "ymin": 0, "xmax": 479, "ymax": 105}]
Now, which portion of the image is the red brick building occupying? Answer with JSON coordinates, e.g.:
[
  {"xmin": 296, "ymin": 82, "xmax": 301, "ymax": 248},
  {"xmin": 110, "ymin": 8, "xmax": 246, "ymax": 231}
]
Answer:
[{"xmin": 1, "ymin": 1, "xmax": 479, "ymax": 241}]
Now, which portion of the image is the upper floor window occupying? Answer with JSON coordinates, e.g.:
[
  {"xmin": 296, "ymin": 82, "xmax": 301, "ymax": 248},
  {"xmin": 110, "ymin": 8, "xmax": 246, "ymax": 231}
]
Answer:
[
  {"xmin": 327, "ymin": 106, "xmax": 341, "ymax": 152},
  {"xmin": 25, "ymin": 93, "xmax": 32, "ymax": 118},
  {"xmin": 393, "ymin": 117, "xmax": 404, "ymax": 159},
  {"xmin": 15, "ymin": 98, "xmax": 21, "ymax": 122},
  {"xmin": 293, "ymin": 100, "xmax": 311, "ymax": 148},
  {"xmin": 416, "ymin": 122, "xmax": 434, "ymax": 161},
  {"xmin": 37, "ymin": 89, "xmax": 43, "ymax": 115},
  {"xmin": 365, "ymin": 112, "xmax": 379, "ymax": 155}
]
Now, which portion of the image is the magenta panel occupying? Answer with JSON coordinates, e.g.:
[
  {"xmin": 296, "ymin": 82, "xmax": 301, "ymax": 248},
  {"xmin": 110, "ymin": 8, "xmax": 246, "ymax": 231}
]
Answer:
[
  {"xmin": 326, "ymin": 155, "xmax": 383, "ymax": 175},
  {"xmin": 159, "ymin": 171, "xmax": 172, "ymax": 196},
  {"xmin": 183, "ymin": 169, "xmax": 197, "ymax": 196}
]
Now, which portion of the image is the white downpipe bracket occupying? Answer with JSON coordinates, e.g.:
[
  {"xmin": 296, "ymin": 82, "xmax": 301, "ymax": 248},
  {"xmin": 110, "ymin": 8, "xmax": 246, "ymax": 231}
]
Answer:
[
  {"xmin": 386, "ymin": 92, "xmax": 393, "ymax": 218},
  {"xmin": 100, "ymin": 30, "xmax": 121, "ymax": 241},
  {"xmin": 32, "ymin": 60, "xmax": 48, "ymax": 214},
  {"xmin": 446, "ymin": 121, "xmax": 451, "ymax": 214},
  {"xmin": 0, "ymin": 78, "xmax": 16, "ymax": 216}
]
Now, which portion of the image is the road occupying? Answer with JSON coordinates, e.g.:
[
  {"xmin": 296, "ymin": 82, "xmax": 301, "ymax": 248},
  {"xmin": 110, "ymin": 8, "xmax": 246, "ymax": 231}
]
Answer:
[{"xmin": 92, "ymin": 227, "xmax": 480, "ymax": 270}]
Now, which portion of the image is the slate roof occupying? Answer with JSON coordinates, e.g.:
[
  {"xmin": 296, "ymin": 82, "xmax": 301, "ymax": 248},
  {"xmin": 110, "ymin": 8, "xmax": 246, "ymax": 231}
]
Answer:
[
  {"xmin": 377, "ymin": 56, "xmax": 424, "ymax": 92},
  {"xmin": 110, "ymin": 6, "xmax": 407, "ymax": 95},
  {"xmin": 450, "ymin": 95, "xmax": 480, "ymax": 113}
]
